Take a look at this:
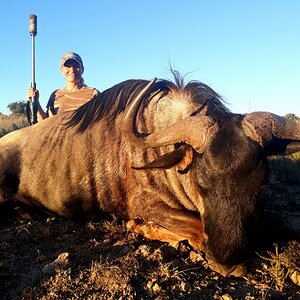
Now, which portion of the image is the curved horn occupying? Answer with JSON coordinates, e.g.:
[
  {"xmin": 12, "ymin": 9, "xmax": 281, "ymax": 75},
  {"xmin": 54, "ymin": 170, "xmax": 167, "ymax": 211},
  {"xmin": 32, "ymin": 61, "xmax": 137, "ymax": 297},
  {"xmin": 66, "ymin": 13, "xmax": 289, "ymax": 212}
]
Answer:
[
  {"xmin": 122, "ymin": 79, "xmax": 219, "ymax": 153},
  {"xmin": 242, "ymin": 112, "xmax": 300, "ymax": 153},
  {"xmin": 123, "ymin": 77, "xmax": 157, "ymax": 129}
]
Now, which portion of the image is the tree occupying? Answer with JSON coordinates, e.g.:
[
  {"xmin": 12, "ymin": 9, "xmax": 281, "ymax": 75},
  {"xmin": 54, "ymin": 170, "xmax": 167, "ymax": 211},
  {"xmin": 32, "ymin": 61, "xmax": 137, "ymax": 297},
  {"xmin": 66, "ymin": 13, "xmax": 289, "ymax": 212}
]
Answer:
[
  {"xmin": 7, "ymin": 100, "xmax": 27, "ymax": 115},
  {"xmin": 284, "ymin": 113, "xmax": 299, "ymax": 122}
]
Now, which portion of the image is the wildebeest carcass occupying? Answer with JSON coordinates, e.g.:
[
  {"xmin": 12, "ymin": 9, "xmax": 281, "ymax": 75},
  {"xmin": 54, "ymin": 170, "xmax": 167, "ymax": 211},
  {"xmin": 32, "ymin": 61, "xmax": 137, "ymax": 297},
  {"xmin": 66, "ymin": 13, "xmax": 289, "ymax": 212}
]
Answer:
[{"xmin": 1, "ymin": 74, "xmax": 299, "ymax": 277}]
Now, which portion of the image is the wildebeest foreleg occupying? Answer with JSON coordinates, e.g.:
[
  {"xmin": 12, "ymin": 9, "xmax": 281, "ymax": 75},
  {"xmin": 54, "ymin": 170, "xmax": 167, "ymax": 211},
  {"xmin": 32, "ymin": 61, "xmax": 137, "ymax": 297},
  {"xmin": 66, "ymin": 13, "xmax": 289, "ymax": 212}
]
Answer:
[{"xmin": 127, "ymin": 199, "xmax": 205, "ymax": 250}]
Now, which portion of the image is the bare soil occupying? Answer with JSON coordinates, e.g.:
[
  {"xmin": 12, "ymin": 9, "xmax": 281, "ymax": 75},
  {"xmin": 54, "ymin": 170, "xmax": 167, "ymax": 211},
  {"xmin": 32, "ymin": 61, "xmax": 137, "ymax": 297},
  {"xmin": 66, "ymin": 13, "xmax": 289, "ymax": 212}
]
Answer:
[{"xmin": 0, "ymin": 160, "xmax": 299, "ymax": 299}]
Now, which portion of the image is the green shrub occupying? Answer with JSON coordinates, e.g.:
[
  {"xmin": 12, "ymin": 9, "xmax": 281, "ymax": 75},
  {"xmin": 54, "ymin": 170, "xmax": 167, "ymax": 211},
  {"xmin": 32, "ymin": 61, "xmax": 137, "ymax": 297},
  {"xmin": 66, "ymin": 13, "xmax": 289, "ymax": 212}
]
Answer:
[
  {"xmin": 7, "ymin": 101, "xmax": 27, "ymax": 115},
  {"xmin": 269, "ymin": 154, "xmax": 300, "ymax": 184}
]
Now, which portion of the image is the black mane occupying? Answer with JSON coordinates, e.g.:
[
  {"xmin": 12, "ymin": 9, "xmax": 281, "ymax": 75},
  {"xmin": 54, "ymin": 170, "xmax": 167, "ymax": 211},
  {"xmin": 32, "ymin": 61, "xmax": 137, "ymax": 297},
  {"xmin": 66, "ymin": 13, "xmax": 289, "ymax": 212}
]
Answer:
[{"xmin": 67, "ymin": 72, "xmax": 227, "ymax": 131}]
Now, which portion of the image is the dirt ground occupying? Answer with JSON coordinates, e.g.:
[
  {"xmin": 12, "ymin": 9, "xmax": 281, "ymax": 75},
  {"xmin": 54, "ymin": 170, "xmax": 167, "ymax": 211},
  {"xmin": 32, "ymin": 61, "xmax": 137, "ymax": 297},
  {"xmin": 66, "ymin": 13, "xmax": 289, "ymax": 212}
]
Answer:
[{"xmin": 0, "ymin": 159, "xmax": 300, "ymax": 299}]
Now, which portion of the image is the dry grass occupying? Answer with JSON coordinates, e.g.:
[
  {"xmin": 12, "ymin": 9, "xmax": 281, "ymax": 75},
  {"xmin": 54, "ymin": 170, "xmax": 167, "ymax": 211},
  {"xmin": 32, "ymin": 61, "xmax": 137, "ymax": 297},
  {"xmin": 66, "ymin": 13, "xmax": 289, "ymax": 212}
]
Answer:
[
  {"xmin": 0, "ymin": 114, "xmax": 28, "ymax": 137},
  {"xmin": 258, "ymin": 244, "xmax": 290, "ymax": 291}
]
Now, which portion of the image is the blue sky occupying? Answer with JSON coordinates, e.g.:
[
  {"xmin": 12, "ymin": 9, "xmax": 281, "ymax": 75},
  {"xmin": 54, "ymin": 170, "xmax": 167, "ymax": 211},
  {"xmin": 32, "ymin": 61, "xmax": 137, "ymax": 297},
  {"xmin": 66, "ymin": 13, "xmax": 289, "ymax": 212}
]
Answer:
[{"xmin": 1, "ymin": 0, "xmax": 299, "ymax": 116}]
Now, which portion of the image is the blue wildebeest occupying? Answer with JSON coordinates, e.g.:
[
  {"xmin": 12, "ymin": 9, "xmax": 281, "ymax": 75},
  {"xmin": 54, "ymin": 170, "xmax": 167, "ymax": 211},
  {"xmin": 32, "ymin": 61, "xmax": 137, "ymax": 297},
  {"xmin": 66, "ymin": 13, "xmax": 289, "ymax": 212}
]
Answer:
[{"xmin": 1, "ymin": 74, "xmax": 299, "ymax": 276}]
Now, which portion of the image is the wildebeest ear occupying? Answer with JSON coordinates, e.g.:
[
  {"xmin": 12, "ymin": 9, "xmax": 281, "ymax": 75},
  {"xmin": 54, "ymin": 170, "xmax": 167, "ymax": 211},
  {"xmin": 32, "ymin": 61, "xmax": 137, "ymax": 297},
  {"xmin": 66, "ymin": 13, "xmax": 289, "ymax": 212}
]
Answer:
[
  {"xmin": 132, "ymin": 145, "xmax": 193, "ymax": 172},
  {"xmin": 242, "ymin": 112, "xmax": 300, "ymax": 149}
]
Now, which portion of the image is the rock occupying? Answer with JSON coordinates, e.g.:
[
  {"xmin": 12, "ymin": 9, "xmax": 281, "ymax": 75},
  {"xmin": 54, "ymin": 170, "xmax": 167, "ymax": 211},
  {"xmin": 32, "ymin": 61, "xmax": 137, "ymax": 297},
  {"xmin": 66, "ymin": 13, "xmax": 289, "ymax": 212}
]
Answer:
[
  {"xmin": 189, "ymin": 251, "xmax": 205, "ymax": 263},
  {"xmin": 137, "ymin": 244, "xmax": 152, "ymax": 257},
  {"xmin": 102, "ymin": 238, "xmax": 111, "ymax": 245},
  {"xmin": 180, "ymin": 281, "xmax": 191, "ymax": 292},
  {"xmin": 290, "ymin": 270, "xmax": 300, "ymax": 286},
  {"xmin": 152, "ymin": 283, "xmax": 161, "ymax": 293},
  {"xmin": 221, "ymin": 294, "xmax": 233, "ymax": 300},
  {"xmin": 214, "ymin": 294, "xmax": 232, "ymax": 300},
  {"xmin": 41, "ymin": 252, "xmax": 69, "ymax": 277}
]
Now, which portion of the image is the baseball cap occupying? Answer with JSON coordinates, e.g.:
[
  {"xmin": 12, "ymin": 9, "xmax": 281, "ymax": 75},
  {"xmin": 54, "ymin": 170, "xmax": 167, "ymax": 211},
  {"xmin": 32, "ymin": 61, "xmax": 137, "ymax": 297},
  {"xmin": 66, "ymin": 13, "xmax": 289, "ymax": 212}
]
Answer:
[{"xmin": 60, "ymin": 52, "xmax": 84, "ymax": 70}]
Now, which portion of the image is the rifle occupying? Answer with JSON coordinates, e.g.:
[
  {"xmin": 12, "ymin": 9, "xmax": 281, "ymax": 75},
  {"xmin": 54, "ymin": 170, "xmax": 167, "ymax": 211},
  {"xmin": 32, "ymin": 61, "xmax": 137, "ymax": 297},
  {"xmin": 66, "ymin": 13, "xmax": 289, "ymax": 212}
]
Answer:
[{"xmin": 27, "ymin": 14, "xmax": 38, "ymax": 125}]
